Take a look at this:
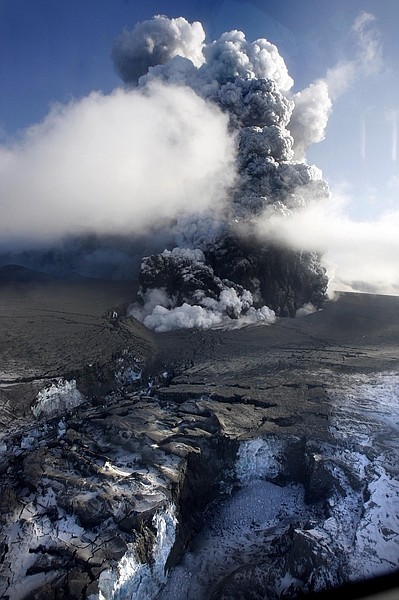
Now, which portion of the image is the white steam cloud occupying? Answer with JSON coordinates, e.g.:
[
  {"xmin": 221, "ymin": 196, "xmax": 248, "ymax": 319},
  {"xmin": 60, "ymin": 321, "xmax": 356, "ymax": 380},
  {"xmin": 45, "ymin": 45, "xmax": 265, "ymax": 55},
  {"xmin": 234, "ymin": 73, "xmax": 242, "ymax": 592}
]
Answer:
[
  {"xmin": 0, "ymin": 83, "xmax": 235, "ymax": 247},
  {"xmin": 289, "ymin": 11, "xmax": 382, "ymax": 161},
  {"xmin": 129, "ymin": 248, "xmax": 276, "ymax": 332},
  {"xmin": 255, "ymin": 194, "xmax": 399, "ymax": 296},
  {"xmin": 130, "ymin": 287, "xmax": 276, "ymax": 332},
  {"xmin": 288, "ymin": 81, "xmax": 332, "ymax": 161}
]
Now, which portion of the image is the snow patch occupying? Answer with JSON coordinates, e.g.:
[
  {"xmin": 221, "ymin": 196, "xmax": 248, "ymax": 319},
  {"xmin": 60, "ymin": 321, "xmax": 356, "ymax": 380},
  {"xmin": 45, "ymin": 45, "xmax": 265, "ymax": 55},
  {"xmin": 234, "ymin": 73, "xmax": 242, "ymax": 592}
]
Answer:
[
  {"xmin": 98, "ymin": 504, "xmax": 177, "ymax": 600},
  {"xmin": 327, "ymin": 373, "xmax": 399, "ymax": 580},
  {"xmin": 2, "ymin": 489, "xmax": 85, "ymax": 600},
  {"xmin": 235, "ymin": 436, "xmax": 286, "ymax": 483},
  {"xmin": 115, "ymin": 366, "xmax": 142, "ymax": 386},
  {"xmin": 159, "ymin": 478, "xmax": 310, "ymax": 599},
  {"xmin": 32, "ymin": 379, "xmax": 85, "ymax": 418}
]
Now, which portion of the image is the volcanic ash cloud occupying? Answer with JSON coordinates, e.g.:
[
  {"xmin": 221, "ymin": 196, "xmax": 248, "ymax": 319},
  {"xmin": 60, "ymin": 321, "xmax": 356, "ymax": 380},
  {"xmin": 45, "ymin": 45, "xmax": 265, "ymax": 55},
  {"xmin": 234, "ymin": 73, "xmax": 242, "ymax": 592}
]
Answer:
[{"xmin": 116, "ymin": 15, "xmax": 331, "ymax": 330}]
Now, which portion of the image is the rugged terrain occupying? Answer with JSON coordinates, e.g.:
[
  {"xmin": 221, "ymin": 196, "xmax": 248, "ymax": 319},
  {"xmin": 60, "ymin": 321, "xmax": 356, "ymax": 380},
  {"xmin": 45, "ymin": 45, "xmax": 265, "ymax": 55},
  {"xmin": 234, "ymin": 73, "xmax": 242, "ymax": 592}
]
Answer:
[{"xmin": 0, "ymin": 275, "xmax": 398, "ymax": 599}]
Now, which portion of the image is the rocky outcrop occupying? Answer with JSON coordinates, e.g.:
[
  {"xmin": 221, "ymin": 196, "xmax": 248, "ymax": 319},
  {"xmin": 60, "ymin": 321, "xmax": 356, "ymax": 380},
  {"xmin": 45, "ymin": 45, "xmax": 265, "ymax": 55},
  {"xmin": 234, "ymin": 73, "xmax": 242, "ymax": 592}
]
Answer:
[
  {"xmin": 0, "ymin": 386, "xmax": 371, "ymax": 598},
  {"xmin": 1, "ymin": 372, "xmax": 398, "ymax": 598}
]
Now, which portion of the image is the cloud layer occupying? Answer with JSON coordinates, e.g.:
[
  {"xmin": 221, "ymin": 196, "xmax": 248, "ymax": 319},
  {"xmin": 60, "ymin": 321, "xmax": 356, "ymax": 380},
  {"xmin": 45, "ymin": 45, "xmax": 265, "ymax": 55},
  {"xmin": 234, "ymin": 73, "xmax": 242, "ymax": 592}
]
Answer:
[
  {"xmin": 0, "ymin": 82, "xmax": 235, "ymax": 248},
  {"xmin": 254, "ymin": 194, "xmax": 399, "ymax": 296}
]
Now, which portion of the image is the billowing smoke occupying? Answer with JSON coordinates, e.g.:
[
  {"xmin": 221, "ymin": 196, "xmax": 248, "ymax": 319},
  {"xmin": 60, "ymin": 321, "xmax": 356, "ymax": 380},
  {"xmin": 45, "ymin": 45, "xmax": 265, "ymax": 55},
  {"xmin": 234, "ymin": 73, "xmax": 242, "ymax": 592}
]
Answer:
[
  {"xmin": 112, "ymin": 15, "xmax": 206, "ymax": 84},
  {"xmin": 289, "ymin": 81, "xmax": 332, "ymax": 161},
  {"xmin": 289, "ymin": 11, "xmax": 381, "ymax": 161},
  {"xmin": 114, "ymin": 15, "xmax": 330, "ymax": 329},
  {"xmin": 255, "ymin": 193, "xmax": 399, "ymax": 297},
  {"xmin": 129, "ymin": 248, "xmax": 276, "ymax": 331},
  {"xmin": 118, "ymin": 13, "xmax": 390, "ymax": 330}
]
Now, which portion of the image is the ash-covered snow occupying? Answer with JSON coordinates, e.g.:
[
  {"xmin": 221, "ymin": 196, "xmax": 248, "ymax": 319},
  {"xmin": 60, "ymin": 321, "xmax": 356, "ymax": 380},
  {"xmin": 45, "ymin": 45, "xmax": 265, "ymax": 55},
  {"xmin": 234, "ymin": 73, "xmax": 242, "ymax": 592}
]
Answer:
[
  {"xmin": 157, "ymin": 479, "xmax": 310, "ymax": 600},
  {"xmin": 115, "ymin": 365, "xmax": 142, "ymax": 386},
  {"xmin": 2, "ymin": 487, "xmax": 86, "ymax": 600},
  {"xmin": 97, "ymin": 504, "xmax": 177, "ymax": 600},
  {"xmin": 235, "ymin": 436, "xmax": 286, "ymax": 483},
  {"xmin": 31, "ymin": 379, "xmax": 85, "ymax": 418},
  {"xmin": 156, "ymin": 373, "xmax": 399, "ymax": 598},
  {"xmin": 327, "ymin": 372, "xmax": 399, "ymax": 580},
  {"xmin": 0, "ymin": 403, "xmax": 182, "ymax": 600},
  {"xmin": 2, "ymin": 357, "xmax": 399, "ymax": 599}
]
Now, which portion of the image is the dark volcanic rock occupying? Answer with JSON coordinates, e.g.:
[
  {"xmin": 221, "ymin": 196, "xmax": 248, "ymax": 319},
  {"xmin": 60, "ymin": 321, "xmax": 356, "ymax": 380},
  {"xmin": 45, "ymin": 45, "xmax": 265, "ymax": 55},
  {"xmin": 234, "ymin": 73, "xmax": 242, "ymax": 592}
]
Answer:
[
  {"xmin": 0, "ymin": 282, "xmax": 399, "ymax": 599},
  {"xmin": 209, "ymin": 524, "xmax": 346, "ymax": 600}
]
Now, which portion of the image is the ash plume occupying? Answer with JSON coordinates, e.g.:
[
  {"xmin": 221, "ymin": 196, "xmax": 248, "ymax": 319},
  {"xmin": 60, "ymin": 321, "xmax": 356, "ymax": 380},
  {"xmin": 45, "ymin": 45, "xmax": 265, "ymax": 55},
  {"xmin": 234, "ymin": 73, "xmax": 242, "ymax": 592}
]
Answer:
[
  {"xmin": 112, "ymin": 15, "xmax": 206, "ymax": 84},
  {"xmin": 119, "ymin": 15, "xmax": 330, "ymax": 329},
  {"xmin": 287, "ymin": 11, "xmax": 381, "ymax": 161}
]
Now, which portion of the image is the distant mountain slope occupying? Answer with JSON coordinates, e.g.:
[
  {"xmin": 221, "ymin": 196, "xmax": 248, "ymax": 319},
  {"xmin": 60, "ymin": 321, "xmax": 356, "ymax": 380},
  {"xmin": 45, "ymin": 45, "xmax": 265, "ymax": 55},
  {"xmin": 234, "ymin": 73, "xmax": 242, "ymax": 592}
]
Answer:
[{"xmin": 0, "ymin": 264, "xmax": 56, "ymax": 282}]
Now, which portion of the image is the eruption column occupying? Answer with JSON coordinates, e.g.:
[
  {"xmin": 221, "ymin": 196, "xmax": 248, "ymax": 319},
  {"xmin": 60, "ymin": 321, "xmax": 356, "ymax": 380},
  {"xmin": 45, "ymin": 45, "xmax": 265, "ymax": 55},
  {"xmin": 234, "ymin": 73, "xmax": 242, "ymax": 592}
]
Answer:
[{"xmin": 113, "ymin": 15, "xmax": 330, "ymax": 328}]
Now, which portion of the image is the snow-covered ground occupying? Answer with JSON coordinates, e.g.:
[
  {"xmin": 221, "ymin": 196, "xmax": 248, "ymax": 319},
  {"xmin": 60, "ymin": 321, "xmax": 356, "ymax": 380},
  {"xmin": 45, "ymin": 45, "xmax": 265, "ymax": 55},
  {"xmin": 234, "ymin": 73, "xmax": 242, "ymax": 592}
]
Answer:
[
  {"xmin": 157, "ymin": 479, "xmax": 316, "ymax": 599},
  {"xmin": 328, "ymin": 373, "xmax": 399, "ymax": 581},
  {"xmin": 31, "ymin": 378, "xmax": 85, "ymax": 418},
  {"xmin": 156, "ymin": 372, "xmax": 399, "ymax": 599},
  {"xmin": 97, "ymin": 504, "xmax": 177, "ymax": 600}
]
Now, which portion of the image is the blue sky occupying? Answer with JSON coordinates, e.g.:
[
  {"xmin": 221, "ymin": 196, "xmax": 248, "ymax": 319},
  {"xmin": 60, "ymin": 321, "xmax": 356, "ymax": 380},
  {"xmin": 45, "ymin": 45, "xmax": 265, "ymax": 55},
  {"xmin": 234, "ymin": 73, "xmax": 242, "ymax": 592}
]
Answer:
[{"xmin": 1, "ymin": 0, "xmax": 399, "ymax": 292}]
